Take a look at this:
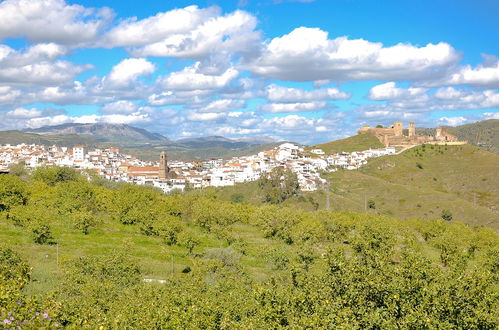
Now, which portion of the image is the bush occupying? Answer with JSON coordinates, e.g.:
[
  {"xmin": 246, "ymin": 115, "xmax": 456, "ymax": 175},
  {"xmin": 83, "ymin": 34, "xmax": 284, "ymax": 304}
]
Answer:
[
  {"xmin": 441, "ymin": 209, "xmax": 453, "ymax": 221},
  {"xmin": 32, "ymin": 166, "xmax": 83, "ymax": 186},
  {"xmin": 29, "ymin": 220, "xmax": 54, "ymax": 244},
  {"xmin": 71, "ymin": 210, "xmax": 96, "ymax": 235},
  {"xmin": 0, "ymin": 175, "xmax": 28, "ymax": 211}
]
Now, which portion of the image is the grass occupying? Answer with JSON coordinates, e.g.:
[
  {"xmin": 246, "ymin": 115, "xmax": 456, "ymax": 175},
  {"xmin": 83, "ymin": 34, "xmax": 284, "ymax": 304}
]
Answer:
[
  {"xmin": 0, "ymin": 208, "xmax": 294, "ymax": 296},
  {"xmin": 306, "ymin": 133, "xmax": 384, "ymax": 154}
]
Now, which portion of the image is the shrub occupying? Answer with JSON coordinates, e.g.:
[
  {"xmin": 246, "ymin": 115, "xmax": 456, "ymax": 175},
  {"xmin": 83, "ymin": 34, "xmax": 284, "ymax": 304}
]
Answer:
[
  {"xmin": 441, "ymin": 209, "xmax": 453, "ymax": 221},
  {"xmin": 29, "ymin": 220, "xmax": 54, "ymax": 244}
]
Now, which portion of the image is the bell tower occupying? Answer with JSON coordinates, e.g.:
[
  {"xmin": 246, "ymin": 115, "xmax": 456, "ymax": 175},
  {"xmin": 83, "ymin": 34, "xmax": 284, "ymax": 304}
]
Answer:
[{"xmin": 159, "ymin": 152, "xmax": 169, "ymax": 180}]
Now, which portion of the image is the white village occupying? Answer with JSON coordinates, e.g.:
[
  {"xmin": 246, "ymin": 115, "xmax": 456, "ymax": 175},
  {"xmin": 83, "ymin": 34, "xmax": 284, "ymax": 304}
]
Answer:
[{"xmin": 0, "ymin": 143, "xmax": 396, "ymax": 193}]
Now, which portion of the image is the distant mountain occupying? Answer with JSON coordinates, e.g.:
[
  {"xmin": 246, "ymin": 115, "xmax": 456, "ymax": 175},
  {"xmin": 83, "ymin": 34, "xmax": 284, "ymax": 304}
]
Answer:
[
  {"xmin": 25, "ymin": 123, "xmax": 169, "ymax": 143},
  {"xmin": 235, "ymin": 136, "xmax": 276, "ymax": 145},
  {"xmin": 0, "ymin": 123, "xmax": 286, "ymax": 160},
  {"xmin": 176, "ymin": 136, "xmax": 268, "ymax": 149},
  {"xmin": 0, "ymin": 130, "xmax": 99, "ymax": 147}
]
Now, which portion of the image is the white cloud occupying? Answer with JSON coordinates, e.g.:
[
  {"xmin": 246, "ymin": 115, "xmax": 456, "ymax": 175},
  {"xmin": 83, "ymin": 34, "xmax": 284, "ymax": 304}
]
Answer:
[
  {"xmin": 247, "ymin": 27, "xmax": 459, "ymax": 81},
  {"xmin": 100, "ymin": 100, "xmax": 138, "ymax": 114},
  {"xmin": 483, "ymin": 112, "xmax": 499, "ymax": 120},
  {"xmin": 368, "ymin": 82, "xmax": 427, "ymax": 100},
  {"xmin": 160, "ymin": 62, "xmax": 238, "ymax": 90},
  {"xmin": 6, "ymin": 107, "xmax": 42, "ymax": 118},
  {"xmin": 261, "ymin": 101, "xmax": 328, "ymax": 113},
  {"xmin": 25, "ymin": 112, "xmax": 151, "ymax": 128},
  {"xmin": 197, "ymin": 99, "xmax": 245, "ymax": 112},
  {"xmin": 0, "ymin": 44, "xmax": 89, "ymax": 86},
  {"xmin": 102, "ymin": 6, "xmax": 217, "ymax": 47},
  {"xmin": 0, "ymin": 86, "xmax": 21, "ymax": 105},
  {"xmin": 0, "ymin": 0, "xmax": 112, "ymax": 45},
  {"xmin": 106, "ymin": 58, "xmax": 155, "ymax": 87},
  {"xmin": 438, "ymin": 116, "xmax": 467, "ymax": 126},
  {"xmin": 187, "ymin": 112, "xmax": 225, "ymax": 121},
  {"xmin": 424, "ymin": 56, "xmax": 499, "ymax": 88},
  {"xmin": 128, "ymin": 9, "xmax": 260, "ymax": 60},
  {"xmin": 267, "ymin": 84, "xmax": 350, "ymax": 102}
]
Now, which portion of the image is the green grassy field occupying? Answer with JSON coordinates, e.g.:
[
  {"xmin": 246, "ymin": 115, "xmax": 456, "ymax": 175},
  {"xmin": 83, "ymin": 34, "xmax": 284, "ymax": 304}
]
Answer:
[{"xmin": 0, "ymin": 206, "xmax": 287, "ymax": 296}]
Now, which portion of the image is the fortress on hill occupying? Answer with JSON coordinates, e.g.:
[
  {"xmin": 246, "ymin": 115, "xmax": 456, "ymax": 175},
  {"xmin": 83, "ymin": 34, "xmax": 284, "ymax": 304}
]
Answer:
[{"xmin": 358, "ymin": 121, "xmax": 465, "ymax": 147}]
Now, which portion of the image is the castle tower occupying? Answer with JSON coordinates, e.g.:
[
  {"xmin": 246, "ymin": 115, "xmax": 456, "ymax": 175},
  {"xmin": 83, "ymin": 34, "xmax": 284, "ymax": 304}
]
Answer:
[
  {"xmin": 408, "ymin": 121, "xmax": 415, "ymax": 137},
  {"xmin": 159, "ymin": 151, "xmax": 169, "ymax": 180},
  {"xmin": 393, "ymin": 121, "xmax": 403, "ymax": 136},
  {"xmin": 435, "ymin": 127, "xmax": 442, "ymax": 140}
]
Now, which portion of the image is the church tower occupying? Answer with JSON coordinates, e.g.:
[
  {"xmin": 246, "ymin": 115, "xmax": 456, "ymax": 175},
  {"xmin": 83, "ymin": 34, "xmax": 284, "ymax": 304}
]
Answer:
[{"xmin": 159, "ymin": 151, "xmax": 169, "ymax": 180}]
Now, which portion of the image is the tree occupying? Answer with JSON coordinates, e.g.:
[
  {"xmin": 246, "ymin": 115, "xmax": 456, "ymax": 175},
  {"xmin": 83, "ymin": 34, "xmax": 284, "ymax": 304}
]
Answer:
[
  {"xmin": 441, "ymin": 209, "xmax": 453, "ymax": 221},
  {"xmin": 0, "ymin": 175, "xmax": 28, "ymax": 211},
  {"xmin": 368, "ymin": 199, "xmax": 376, "ymax": 209},
  {"xmin": 258, "ymin": 167, "xmax": 299, "ymax": 204},
  {"xmin": 32, "ymin": 166, "xmax": 83, "ymax": 186}
]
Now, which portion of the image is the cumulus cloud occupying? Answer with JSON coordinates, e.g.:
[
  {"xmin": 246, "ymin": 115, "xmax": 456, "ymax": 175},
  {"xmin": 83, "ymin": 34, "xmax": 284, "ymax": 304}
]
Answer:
[
  {"xmin": 102, "ymin": 6, "xmax": 216, "ymax": 48},
  {"xmin": 127, "ymin": 9, "xmax": 260, "ymax": 60},
  {"xmin": 187, "ymin": 112, "xmax": 226, "ymax": 121},
  {"xmin": 247, "ymin": 27, "xmax": 459, "ymax": 81},
  {"xmin": 261, "ymin": 101, "xmax": 329, "ymax": 113},
  {"xmin": 368, "ymin": 82, "xmax": 427, "ymax": 100},
  {"xmin": 6, "ymin": 107, "xmax": 42, "ymax": 118},
  {"xmin": 196, "ymin": 99, "xmax": 245, "ymax": 113},
  {"xmin": 106, "ymin": 58, "xmax": 155, "ymax": 87},
  {"xmin": 0, "ymin": 86, "xmax": 21, "ymax": 105},
  {"xmin": 0, "ymin": 0, "xmax": 113, "ymax": 45},
  {"xmin": 100, "ymin": 100, "xmax": 138, "ymax": 114},
  {"xmin": 438, "ymin": 116, "xmax": 468, "ymax": 126},
  {"xmin": 423, "ymin": 55, "xmax": 499, "ymax": 88},
  {"xmin": 0, "ymin": 44, "xmax": 90, "ymax": 86},
  {"xmin": 159, "ymin": 62, "xmax": 238, "ymax": 90},
  {"xmin": 356, "ymin": 84, "xmax": 499, "ymax": 125},
  {"xmin": 266, "ymin": 84, "xmax": 350, "ymax": 102}
]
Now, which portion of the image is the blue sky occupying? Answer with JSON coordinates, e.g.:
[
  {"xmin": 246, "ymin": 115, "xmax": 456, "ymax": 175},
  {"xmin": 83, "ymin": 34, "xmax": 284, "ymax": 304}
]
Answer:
[{"xmin": 0, "ymin": 0, "xmax": 498, "ymax": 143}]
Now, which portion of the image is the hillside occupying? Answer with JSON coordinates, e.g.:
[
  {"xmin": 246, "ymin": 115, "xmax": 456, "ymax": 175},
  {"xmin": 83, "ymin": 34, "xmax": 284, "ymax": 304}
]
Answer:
[
  {"xmin": 447, "ymin": 119, "xmax": 499, "ymax": 154},
  {"xmin": 218, "ymin": 144, "xmax": 499, "ymax": 229},
  {"xmin": 415, "ymin": 119, "xmax": 499, "ymax": 154},
  {"xmin": 307, "ymin": 133, "xmax": 384, "ymax": 153},
  {"xmin": 322, "ymin": 144, "xmax": 499, "ymax": 228},
  {"xmin": 0, "ymin": 168, "xmax": 497, "ymax": 328},
  {"xmin": 0, "ymin": 130, "xmax": 99, "ymax": 146}
]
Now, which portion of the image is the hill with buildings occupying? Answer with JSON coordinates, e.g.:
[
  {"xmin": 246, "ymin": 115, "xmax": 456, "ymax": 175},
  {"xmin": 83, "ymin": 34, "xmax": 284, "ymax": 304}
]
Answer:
[
  {"xmin": 306, "ymin": 133, "xmax": 384, "ymax": 153},
  {"xmin": 218, "ymin": 144, "xmax": 499, "ymax": 230}
]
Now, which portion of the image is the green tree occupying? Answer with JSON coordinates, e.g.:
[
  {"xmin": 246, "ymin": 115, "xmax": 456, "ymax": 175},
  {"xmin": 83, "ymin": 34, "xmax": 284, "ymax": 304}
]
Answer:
[
  {"xmin": 258, "ymin": 167, "xmax": 299, "ymax": 204},
  {"xmin": 32, "ymin": 166, "xmax": 83, "ymax": 186},
  {"xmin": 0, "ymin": 175, "xmax": 28, "ymax": 211}
]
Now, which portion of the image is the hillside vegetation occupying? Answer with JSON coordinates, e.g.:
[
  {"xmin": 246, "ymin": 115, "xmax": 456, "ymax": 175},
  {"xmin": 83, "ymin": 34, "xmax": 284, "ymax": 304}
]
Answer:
[
  {"xmin": 1, "ymin": 168, "xmax": 497, "ymax": 328},
  {"xmin": 447, "ymin": 119, "xmax": 499, "ymax": 154},
  {"xmin": 307, "ymin": 133, "xmax": 384, "ymax": 153},
  {"xmin": 219, "ymin": 144, "xmax": 499, "ymax": 230}
]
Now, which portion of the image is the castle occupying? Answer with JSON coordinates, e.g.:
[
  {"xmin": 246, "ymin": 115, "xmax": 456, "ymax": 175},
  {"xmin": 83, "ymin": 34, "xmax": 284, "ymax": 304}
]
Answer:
[{"xmin": 358, "ymin": 121, "xmax": 463, "ymax": 147}]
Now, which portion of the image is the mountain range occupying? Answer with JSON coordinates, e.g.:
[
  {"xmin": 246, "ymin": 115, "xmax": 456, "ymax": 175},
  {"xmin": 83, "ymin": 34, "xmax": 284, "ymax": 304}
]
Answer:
[{"xmin": 0, "ymin": 123, "xmax": 281, "ymax": 160}]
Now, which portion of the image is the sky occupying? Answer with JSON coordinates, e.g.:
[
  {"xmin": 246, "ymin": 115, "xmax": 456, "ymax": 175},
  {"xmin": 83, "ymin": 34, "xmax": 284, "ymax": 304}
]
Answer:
[{"xmin": 0, "ymin": 0, "xmax": 498, "ymax": 144}]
